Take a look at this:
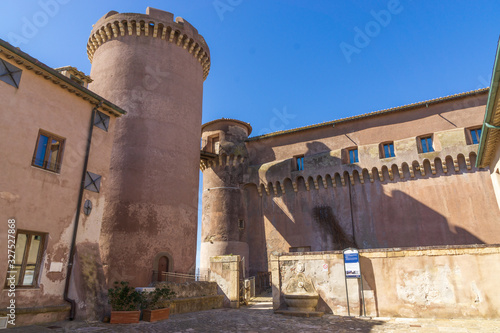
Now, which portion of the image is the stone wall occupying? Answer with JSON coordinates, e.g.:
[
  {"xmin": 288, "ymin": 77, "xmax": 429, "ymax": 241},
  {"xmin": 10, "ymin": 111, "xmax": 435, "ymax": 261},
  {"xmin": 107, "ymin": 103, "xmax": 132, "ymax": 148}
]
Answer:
[
  {"xmin": 209, "ymin": 255, "xmax": 241, "ymax": 308},
  {"xmin": 271, "ymin": 245, "xmax": 500, "ymax": 318},
  {"xmin": 155, "ymin": 281, "xmax": 223, "ymax": 315},
  {"xmin": 156, "ymin": 281, "xmax": 218, "ymax": 298}
]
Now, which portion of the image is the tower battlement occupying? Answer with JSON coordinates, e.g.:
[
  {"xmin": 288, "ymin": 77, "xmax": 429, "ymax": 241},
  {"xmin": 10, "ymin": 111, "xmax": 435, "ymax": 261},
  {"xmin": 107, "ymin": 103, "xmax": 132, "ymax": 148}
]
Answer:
[{"xmin": 87, "ymin": 7, "xmax": 211, "ymax": 79}]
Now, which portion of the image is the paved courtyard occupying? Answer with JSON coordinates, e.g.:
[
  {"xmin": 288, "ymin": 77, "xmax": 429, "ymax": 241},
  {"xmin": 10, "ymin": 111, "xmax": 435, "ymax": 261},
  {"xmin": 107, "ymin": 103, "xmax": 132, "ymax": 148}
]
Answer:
[{"xmin": 11, "ymin": 299, "xmax": 500, "ymax": 333}]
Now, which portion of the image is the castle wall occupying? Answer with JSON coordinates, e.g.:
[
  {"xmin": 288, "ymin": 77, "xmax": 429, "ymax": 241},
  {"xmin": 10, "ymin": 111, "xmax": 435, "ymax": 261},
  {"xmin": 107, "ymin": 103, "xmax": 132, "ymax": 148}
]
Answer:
[{"xmin": 229, "ymin": 91, "xmax": 500, "ymax": 275}]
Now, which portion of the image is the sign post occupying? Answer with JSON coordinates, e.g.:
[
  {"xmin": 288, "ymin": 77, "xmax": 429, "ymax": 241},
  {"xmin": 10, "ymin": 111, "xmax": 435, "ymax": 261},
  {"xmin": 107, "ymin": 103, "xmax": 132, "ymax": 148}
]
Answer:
[{"xmin": 343, "ymin": 248, "xmax": 366, "ymax": 317}]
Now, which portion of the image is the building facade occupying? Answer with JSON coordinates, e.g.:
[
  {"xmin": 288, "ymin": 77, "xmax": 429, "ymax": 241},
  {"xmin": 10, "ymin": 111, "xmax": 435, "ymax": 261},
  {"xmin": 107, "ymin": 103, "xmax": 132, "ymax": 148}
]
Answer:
[
  {"xmin": 200, "ymin": 89, "xmax": 500, "ymax": 277},
  {"xmin": 1, "ymin": 7, "xmax": 212, "ymax": 326},
  {"xmin": 0, "ymin": 39, "xmax": 125, "ymax": 325}
]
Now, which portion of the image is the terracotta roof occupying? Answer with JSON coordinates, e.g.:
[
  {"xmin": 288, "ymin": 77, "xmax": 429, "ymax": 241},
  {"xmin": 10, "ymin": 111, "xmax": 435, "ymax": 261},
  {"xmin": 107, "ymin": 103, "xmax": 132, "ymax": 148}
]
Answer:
[{"xmin": 247, "ymin": 88, "xmax": 489, "ymax": 141}]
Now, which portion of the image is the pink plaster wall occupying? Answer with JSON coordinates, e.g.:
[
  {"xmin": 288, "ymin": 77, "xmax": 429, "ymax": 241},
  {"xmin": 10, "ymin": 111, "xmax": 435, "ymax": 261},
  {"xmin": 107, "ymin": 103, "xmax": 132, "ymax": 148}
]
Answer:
[
  {"xmin": 0, "ymin": 56, "xmax": 117, "ymax": 323},
  {"xmin": 89, "ymin": 10, "xmax": 207, "ymax": 286}
]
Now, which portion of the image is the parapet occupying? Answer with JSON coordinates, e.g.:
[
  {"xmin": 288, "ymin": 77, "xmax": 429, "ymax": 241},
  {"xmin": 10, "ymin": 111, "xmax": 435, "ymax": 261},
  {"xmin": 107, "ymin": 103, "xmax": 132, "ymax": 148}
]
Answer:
[
  {"xmin": 87, "ymin": 7, "xmax": 211, "ymax": 80},
  {"xmin": 202, "ymin": 118, "xmax": 252, "ymax": 136}
]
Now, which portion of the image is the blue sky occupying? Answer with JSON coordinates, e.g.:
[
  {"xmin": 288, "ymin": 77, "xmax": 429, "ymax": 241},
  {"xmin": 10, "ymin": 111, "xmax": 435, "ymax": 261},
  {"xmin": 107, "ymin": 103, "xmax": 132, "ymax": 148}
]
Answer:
[{"xmin": 2, "ymin": 0, "xmax": 499, "ymax": 270}]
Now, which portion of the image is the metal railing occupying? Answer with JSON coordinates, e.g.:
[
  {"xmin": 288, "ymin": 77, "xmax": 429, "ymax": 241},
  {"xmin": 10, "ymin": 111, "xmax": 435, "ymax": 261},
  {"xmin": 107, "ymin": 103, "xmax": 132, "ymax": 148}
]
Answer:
[{"xmin": 152, "ymin": 270, "xmax": 210, "ymax": 284}]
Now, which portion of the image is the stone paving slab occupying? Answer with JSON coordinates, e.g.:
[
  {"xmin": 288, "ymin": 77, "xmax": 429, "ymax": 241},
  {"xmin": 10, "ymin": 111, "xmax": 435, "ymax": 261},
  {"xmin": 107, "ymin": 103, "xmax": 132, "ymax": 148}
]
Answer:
[{"xmin": 9, "ymin": 303, "xmax": 500, "ymax": 333}]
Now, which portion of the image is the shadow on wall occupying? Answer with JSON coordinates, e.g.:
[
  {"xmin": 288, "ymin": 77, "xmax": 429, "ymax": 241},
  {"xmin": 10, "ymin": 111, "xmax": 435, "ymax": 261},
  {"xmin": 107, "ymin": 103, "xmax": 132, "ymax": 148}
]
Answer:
[{"xmin": 243, "ymin": 140, "xmax": 485, "ymax": 274}]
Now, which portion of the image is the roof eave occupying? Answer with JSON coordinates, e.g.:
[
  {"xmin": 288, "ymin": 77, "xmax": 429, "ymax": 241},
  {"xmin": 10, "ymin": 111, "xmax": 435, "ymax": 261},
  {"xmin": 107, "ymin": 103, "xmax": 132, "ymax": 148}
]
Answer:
[
  {"xmin": 0, "ymin": 39, "xmax": 126, "ymax": 117},
  {"xmin": 477, "ymin": 37, "xmax": 500, "ymax": 168}
]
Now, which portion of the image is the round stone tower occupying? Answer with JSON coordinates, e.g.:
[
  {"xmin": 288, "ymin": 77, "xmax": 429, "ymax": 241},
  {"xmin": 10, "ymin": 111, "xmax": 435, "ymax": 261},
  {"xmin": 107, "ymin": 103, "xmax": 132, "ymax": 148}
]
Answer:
[
  {"xmin": 200, "ymin": 119, "xmax": 252, "ymax": 275},
  {"xmin": 87, "ymin": 7, "xmax": 210, "ymax": 285}
]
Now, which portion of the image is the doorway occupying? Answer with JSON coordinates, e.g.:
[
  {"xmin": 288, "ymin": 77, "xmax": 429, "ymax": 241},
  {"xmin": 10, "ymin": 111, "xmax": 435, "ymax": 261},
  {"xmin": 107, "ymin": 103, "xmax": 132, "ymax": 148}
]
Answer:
[{"xmin": 157, "ymin": 256, "xmax": 169, "ymax": 282}]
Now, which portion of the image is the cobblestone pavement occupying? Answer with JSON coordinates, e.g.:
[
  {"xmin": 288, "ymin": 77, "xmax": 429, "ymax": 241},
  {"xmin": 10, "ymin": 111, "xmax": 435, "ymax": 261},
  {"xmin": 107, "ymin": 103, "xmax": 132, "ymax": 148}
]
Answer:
[{"xmin": 11, "ymin": 300, "xmax": 500, "ymax": 332}]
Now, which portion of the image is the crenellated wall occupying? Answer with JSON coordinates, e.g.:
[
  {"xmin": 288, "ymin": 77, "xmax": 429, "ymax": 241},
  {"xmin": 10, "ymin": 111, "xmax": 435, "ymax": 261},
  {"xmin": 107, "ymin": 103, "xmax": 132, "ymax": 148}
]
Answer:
[
  {"xmin": 87, "ymin": 8, "xmax": 210, "ymax": 79},
  {"xmin": 201, "ymin": 89, "xmax": 500, "ymax": 277}
]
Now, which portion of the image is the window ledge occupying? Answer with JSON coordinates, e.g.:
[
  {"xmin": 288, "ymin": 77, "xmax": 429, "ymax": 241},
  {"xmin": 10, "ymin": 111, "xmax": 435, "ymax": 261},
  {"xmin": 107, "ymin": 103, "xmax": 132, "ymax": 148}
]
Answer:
[
  {"xmin": 417, "ymin": 151, "xmax": 439, "ymax": 157},
  {"xmin": 30, "ymin": 165, "xmax": 61, "ymax": 175}
]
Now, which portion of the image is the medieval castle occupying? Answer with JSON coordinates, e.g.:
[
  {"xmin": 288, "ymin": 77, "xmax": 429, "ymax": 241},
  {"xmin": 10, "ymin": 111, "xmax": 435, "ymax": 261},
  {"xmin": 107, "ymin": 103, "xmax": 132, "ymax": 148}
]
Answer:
[{"xmin": 1, "ymin": 6, "xmax": 499, "ymax": 326}]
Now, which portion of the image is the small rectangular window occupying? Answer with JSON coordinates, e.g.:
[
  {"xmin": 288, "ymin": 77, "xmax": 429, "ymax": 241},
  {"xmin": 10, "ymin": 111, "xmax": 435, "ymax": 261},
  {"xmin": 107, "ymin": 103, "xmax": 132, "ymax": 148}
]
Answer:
[
  {"xmin": 348, "ymin": 148, "xmax": 359, "ymax": 163},
  {"xmin": 32, "ymin": 130, "xmax": 65, "ymax": 173},
  {"xmin": 469, "ymin": 128, "xmax": 482, "ymax": 145},
  {"xmin": 70, "ymin": 74, "xmax": 84, "ymax": 86},
  {"xmin": 419, "ymin": 136, "xmax": 434, "ymax": 153},
  {"xmin": 5, "ymin": 231, "xmax": 46, "ymax": 288},
  {"xmin": 212, "ymin": 137, "xmax": 220, "ymax": 154},
  {"xmin": 94, "ymin": 111, "xmax": 110, "ymax": 132},
  {"xmin": 289, "ymin": 246, "xmax": 311, "ymax": 253},
  {"xmin": 295, "ymin": 155, "xmax": 304, "ymax": 171},
  {"xmin": 381, "ymin": 142, "xmax": 395, "ymax": 158},
  {"xmin": 238, "ymin": 219, "xmax": 245, "ymax": 230}
]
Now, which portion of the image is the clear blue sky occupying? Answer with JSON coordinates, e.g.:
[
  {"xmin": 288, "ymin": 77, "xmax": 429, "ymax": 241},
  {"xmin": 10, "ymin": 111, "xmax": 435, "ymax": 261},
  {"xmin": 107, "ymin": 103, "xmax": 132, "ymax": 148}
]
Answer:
[{"xmin": 2, "ymin": 0, "xmax": 499, "ymax": 270}]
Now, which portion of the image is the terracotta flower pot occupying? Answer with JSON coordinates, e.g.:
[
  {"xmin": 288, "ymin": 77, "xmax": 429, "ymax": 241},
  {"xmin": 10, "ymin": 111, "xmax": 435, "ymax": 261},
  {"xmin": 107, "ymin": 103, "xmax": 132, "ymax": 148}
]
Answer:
[
  {"xmin": 142, "ymin": 307, "xmax": 170, "ymax": 322},
  {"xmin": 110, "ymin": 310, "xmax": 141, "ymax": 324}
]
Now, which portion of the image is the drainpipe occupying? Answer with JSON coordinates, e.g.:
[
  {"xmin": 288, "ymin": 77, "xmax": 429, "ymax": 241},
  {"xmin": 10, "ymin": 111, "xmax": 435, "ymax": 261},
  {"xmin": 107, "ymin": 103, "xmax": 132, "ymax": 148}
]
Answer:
[
  {"xmin": 63, "ymin": 102, "xmax": 99, "ymax": 320},
  {"xmin": 346, "ymin": 174, "xmax": 357, "ymax": 246}
]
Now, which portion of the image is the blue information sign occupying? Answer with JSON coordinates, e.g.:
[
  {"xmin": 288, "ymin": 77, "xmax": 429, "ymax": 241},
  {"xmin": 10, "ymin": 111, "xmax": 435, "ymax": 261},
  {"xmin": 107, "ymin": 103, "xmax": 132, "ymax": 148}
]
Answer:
[{"xmin": 343, "ymin": 248, "xmax": 361, "ymax": 278}]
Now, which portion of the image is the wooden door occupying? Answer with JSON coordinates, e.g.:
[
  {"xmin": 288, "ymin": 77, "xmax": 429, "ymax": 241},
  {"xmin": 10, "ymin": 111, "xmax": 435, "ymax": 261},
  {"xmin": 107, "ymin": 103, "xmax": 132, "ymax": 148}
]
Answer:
[{"xmin": 157, "ymin": 256, "xmax": 169, "ymax": 282}]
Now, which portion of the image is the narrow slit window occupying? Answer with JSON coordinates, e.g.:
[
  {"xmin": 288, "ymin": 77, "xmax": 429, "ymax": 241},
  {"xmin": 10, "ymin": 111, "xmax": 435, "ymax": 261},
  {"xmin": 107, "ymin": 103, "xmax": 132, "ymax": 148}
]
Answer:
[
  {"xmin": 295, "ymin": 155, "xmax": 304, "ymax": 171},
  {"xmin": 348, "ymin": 149, "xmax": 359, "ymax": 163},
  {"xmin": 212, "ymin": 137, "xmax": 220, "ymax": 154}
]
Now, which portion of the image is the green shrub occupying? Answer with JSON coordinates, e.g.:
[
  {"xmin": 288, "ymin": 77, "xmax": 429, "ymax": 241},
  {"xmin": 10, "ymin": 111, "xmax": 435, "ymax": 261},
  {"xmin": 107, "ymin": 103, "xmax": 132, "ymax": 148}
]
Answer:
[
  {"xmin": 141, "ymin": 285, "xmax": 176, "ymax": 310},
  {"xmin": 108, "ymin": 281, "xmax": 143, "ymax": 311}
]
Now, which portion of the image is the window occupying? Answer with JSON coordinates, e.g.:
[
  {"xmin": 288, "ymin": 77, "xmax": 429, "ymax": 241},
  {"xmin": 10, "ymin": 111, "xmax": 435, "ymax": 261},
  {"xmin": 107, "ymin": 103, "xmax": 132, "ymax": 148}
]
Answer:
[
  {"xmin": 348, "ymin": 148, "xmax": 359, "ymax": 163},
  {"xmin": 69, "ymin": 74, "xmax": 84, "ymax": 86},
  {"xmin": 381, "ymin": 142, "xmax": 395, "ymax": 158},
  {"xmin": 212, "ymin": 136, "xmax": 220, "ymax": 154},
  {"xmin": 94, "ymin": 111, "xmax": 110, "ymax": 132},
  {"xmin": 419, "ymin": 136, "xmax": 434, "ymax": 153},
  {"xmin": 5, "ymin": 231, "xmax": 46, "ymax": 288},
  {"xmin": 32, "ymin": 130, "xmax": 65, "ymax": 173},
  {"xmin": 238, "ymin": 219, "xmax": 245, "ymax": 230},
  {"xmin": 0, "ymin": 59, "xmax": 22, "ymax": 88},
  {"xmin": 469, "ymin": 127, "xmax": 482, "ymax": 145},
  {"xmin": 295, "ymin": 155, "xmax": 304, "ymax": 171},
  {"xmin": 289, "ymin": 246, "xmax": 311, "ymax": 253}
]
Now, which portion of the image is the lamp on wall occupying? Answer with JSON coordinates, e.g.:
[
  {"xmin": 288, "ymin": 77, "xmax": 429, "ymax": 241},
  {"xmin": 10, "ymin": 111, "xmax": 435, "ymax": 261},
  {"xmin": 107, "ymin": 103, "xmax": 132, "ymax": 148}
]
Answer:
[{"xmin": 83, "ymin": 200, "xmax": 92, "ymax": 215}]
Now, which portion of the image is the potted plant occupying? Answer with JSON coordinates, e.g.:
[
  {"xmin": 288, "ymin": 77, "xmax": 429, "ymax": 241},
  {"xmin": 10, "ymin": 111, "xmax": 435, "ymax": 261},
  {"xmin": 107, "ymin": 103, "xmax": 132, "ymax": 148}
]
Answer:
[
  {"xmin": 141, "ymin": 285, "xmax": 176, "ymax": 322},
  {"xmin": 108, "ymin": 281, "xmax": 143, "ymax": 324}
]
